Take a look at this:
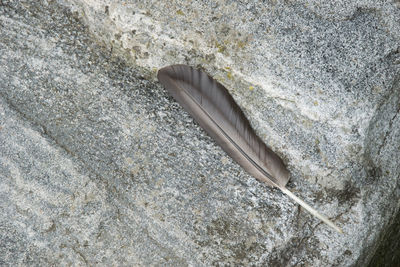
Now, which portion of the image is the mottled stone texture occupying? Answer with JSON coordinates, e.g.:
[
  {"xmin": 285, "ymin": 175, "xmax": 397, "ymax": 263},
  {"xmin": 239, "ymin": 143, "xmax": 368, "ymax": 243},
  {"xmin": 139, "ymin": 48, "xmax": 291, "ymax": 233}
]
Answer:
[{"xmin": 0, "ymin": 0, "xmax": 399, "ymax": 266}]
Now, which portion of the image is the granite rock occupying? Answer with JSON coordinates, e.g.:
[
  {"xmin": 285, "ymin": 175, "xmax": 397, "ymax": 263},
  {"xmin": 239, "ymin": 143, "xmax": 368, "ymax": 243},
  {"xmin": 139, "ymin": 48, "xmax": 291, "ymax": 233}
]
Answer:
[{"xmin": 1, "ymin": 0, "xmax": 399, "ymax": 265}]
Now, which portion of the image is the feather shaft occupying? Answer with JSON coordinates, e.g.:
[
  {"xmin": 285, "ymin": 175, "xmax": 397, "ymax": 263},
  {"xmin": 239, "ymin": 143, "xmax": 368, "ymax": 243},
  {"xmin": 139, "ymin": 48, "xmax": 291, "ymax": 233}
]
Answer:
[{"xmin": 280, "ymin": 187, "xmax": 343, "ymax": 233}]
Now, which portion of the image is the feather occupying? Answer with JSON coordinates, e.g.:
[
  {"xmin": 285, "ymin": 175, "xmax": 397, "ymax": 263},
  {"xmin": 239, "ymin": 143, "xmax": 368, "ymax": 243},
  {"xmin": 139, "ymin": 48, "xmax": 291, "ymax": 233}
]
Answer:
[{"xmin": 158, "ymin": 64, "xmax": 342, "ymax": 233}]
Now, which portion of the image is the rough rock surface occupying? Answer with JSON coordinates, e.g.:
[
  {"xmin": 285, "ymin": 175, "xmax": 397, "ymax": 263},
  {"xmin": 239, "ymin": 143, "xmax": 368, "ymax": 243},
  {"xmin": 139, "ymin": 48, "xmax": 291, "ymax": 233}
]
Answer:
[{"xmin": 0, "ymin": 0, "xmax": 399, "ymax": 266}]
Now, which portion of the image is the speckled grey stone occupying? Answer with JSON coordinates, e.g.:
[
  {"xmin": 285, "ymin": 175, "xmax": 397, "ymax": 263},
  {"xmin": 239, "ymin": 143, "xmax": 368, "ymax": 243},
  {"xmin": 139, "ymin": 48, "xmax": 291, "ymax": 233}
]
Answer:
[{"xmin": 0, "ymin": 0, "xmax": 399, "ymax": 266}]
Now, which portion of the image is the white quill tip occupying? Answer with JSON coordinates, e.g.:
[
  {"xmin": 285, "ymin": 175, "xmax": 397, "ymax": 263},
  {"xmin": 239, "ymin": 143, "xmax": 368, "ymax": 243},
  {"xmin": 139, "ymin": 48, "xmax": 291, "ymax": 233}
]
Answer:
[{"xmin": 280, "ymin": 187, "xmax": 343, "ymax": 234}]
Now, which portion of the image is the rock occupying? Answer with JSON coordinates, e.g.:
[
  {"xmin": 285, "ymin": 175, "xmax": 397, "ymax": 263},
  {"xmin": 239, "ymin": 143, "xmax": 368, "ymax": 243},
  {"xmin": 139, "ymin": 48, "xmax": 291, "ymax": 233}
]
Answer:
[{"xmin": 0, "ymin": 0, "xmax": 399, "ymax": 265}]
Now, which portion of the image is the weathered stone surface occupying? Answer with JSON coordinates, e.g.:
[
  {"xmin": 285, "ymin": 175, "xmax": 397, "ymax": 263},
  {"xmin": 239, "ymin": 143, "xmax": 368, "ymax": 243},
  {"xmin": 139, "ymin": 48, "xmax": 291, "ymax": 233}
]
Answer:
[{"xmin": 0, "ymin": 0, "xmax": 399, "ymax": 265}]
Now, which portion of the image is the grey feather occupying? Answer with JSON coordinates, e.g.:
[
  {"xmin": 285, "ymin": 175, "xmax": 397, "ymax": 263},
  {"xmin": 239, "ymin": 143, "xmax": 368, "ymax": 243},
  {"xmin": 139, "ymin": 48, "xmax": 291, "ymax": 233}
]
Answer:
[{"xmin": 158, "ymin": 64, "xmax": 342, "ymax": 233}]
